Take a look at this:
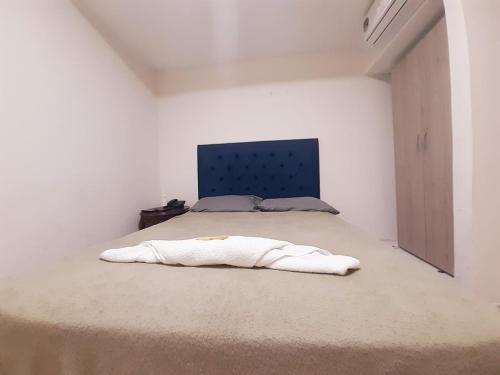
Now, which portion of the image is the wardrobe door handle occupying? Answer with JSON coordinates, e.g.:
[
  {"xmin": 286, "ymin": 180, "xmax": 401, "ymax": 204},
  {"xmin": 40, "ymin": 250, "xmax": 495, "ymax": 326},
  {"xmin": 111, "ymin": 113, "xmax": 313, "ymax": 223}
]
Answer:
[{"xmin": 423, "ymin": 129, "xmax": 428, "ymax": 151}]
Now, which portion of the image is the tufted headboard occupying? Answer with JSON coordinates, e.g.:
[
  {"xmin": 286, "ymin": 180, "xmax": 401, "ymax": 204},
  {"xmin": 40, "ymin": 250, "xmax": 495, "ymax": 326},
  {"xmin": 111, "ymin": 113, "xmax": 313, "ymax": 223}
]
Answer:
[{"xmin": 197, "ymin": 138, "xmax": 320, "ymax": 199}]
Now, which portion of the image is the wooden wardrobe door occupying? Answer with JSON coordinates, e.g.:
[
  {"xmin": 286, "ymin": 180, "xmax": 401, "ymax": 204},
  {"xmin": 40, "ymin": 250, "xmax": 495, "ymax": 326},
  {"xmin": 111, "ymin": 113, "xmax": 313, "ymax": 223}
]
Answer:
[
  {"xmin": 391, "ymin": 43, "xmax": 427, "ymax": 260},
  {"xmin": 420, "ymin": 18, "xmax": 454, "ymax": 274}
]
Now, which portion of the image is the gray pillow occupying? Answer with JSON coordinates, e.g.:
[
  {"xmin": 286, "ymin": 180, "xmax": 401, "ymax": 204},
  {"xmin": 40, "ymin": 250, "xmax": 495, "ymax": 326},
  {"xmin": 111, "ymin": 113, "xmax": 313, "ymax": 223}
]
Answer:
[
  {"xmin": 257, "ymin": 197, "xmax": 340, "ymax": 215},
  {"xmin": 191, "ymin": 195, "xmax": 262, "ymax": 212}
]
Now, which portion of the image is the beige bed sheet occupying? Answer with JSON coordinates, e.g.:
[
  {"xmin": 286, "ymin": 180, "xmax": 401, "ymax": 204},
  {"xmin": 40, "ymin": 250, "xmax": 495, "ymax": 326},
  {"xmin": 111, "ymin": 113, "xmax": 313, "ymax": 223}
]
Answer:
[{"xmin": 0, "ymin": 212, "xmax": 499, "ymax": 375}]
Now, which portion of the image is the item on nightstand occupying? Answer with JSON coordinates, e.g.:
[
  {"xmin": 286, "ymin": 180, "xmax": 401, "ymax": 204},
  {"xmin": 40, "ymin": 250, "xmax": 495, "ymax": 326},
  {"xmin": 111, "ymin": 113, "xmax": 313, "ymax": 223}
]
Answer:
[
  {"xmin": 139, "ymin": 199, "xmax": 189, "ymax": 230},
  {"xmin": 142, "ymin": 199, "xmax": 186, "ymax": 213}
]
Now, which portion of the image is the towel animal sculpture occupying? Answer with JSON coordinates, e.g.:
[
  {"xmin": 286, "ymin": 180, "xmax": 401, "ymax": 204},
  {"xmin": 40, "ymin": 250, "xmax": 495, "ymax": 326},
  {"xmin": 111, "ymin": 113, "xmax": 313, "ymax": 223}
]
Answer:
[{"xmin": 100, "ymin": 236, "xmax": 360, "ymax": 275}]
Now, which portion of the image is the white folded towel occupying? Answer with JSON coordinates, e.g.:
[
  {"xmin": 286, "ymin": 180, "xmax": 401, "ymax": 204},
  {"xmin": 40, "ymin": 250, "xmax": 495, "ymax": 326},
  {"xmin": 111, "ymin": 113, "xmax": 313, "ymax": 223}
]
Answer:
[{"xmin": 100, "ymin": 236, "xmax": 360, "ymax": 275}]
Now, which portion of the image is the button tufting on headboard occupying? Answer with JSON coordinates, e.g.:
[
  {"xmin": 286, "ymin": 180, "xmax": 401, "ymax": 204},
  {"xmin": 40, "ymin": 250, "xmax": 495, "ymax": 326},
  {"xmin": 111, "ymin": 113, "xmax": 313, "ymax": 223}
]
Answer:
[{"xmin": 197, "ymin": 139, "xmax": 320, "ymax": 199}]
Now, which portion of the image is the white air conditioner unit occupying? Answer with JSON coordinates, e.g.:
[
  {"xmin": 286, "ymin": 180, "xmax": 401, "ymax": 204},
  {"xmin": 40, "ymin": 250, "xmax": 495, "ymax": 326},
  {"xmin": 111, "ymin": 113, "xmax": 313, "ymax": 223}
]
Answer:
[{"xmin": 363, "ymin": 0, "xmax": 427, "ymax": 47}]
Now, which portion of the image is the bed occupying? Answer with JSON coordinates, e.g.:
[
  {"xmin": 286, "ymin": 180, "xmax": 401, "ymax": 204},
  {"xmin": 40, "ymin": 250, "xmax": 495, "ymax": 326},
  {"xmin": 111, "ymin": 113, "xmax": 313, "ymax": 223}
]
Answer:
[{"xmin": 0, "ymin": 139, "xmax": 499, "ymax": 375}]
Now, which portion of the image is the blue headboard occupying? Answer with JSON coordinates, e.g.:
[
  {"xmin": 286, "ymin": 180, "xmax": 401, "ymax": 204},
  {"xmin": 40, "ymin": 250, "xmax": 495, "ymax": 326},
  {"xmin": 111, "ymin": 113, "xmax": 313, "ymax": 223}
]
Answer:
[{"xmin": 197, "ymin": 138, "xmax": 320, "ymax": 199}]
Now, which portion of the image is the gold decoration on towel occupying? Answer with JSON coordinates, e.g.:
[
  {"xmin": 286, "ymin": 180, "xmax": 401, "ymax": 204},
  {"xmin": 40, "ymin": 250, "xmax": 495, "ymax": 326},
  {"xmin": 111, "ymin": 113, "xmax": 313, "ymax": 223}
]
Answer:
[{"xmin": 196, "ymin": 235, "xmax": 229, "ymax": 241}]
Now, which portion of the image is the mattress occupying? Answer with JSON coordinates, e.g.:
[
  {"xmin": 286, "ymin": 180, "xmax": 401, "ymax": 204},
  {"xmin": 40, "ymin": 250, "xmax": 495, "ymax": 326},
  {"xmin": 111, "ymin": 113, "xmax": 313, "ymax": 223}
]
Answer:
[{"xmin": 0, "ymin": 212, "xmax": 499, "ymax": 375}]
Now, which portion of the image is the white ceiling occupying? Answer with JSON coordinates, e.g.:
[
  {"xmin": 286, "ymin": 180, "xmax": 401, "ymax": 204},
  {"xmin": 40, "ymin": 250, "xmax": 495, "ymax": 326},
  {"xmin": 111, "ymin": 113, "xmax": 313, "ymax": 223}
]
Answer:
[{"xmin": 73, "ymin": 0, "xmax": 374, "ymax": 73}]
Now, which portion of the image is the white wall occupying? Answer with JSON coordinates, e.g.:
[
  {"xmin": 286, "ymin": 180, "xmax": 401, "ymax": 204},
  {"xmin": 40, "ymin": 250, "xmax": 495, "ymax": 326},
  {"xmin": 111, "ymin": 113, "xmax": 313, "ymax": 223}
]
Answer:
[
  {"xmin": 461, "ymin": 0, "xmax": 500, "ymax": 303},
  {"xmin": 158, "ymin": 72, "xmax": 397, "ymax": 241},
  {"xmin": 443, "ymin": 0, "xmax": 473, "ymax": 290},
  {"xmin": 444, "ymin": 0, "xmax": 500, "ymax": 303},
  {"xmin": 0, "ymin": 0, "xmax": 160, "ymax": 276}
]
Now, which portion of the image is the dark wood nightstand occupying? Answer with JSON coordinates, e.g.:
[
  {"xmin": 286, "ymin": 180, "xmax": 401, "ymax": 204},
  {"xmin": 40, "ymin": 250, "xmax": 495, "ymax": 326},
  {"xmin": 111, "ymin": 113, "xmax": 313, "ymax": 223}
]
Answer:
[{"xmin": 139, "ymin": 207, "xmax": 190, "ymax": 230}]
